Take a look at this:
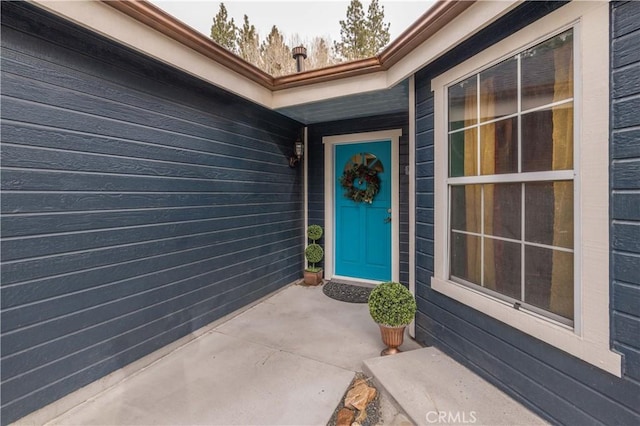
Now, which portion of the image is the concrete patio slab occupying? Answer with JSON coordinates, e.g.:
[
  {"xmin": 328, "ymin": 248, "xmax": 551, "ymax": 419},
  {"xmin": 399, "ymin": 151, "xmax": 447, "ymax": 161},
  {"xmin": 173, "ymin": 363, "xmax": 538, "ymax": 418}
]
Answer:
[
  {"xmin": 48, "ymin": 331, "xmax": 353, "ymax": 425},
  {"xmin": 43, "ymin": 284, "xmax": 542, "ymax": 426},
  {"xmin": 44, "ymin": 284, "xmax": 417, "ymax": 425},
  {"xmin": 364, "ymin": 347, "xmax": 547, "ymax": 426},
  {"xmin": 215, "ymin": 284, "xmax": 421, "ymax": 371}
]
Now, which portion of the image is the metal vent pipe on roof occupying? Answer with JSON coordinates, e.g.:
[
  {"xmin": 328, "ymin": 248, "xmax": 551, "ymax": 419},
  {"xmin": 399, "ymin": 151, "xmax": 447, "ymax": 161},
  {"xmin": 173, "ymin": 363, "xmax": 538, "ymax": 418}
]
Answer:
[{"xmin": 292, "ymin": 46, "xmax": 307, "ymax": 73}]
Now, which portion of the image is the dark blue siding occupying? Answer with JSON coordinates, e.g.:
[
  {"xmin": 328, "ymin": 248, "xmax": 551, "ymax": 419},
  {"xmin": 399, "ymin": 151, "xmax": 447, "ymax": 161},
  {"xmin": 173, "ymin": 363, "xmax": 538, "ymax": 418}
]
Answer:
[
  {"xmin": 414, "ymin": 1, "xmax": 640, "ymax": 424},
  {"xmin": 307, "ymin": 113, "xmax": 410, "ymax": 284},
  {"xmin": 0, "ymin": 3, "xmax": 302, "ymax": 424},
  {"xmin": 611, "ymin": 0, "xmax": 640, "ymax": 385},
  {"xmin": 415, "ymin": 72, "xmax": 436, "ymax": 351}
]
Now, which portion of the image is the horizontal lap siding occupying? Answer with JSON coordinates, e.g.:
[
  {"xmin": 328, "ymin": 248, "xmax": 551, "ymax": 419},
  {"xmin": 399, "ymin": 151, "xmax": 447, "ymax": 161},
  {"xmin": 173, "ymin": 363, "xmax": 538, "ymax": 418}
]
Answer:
[
  {"xmin": 307, "ymin": 113, "xmax": 410, "ymax": 284},
  {"xmin": 0, "ymin": 3, "xmax": 302, "ymax": 424},
  {"xmin": 611, "ymin": 0, "xmax": 640, "ymax": 386},
  {"xmin": 414, "ymin": 1, "xmax": 640, "ymax": 424},
  {"xmin": 415, "ymin": 73, "xmax": 435, "ymax": 346}
]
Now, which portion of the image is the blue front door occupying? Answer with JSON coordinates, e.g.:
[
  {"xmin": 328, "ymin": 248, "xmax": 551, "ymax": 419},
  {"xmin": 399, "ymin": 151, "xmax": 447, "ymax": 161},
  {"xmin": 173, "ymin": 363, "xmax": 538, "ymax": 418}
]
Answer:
[{"xmin": 335, "ymin": 141, "xmax": 392, "ymax": 281}]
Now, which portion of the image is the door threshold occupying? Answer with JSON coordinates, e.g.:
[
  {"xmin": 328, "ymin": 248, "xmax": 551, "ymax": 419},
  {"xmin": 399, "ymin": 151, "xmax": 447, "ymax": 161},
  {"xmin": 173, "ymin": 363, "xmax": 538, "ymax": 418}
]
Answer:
[{"xmin": 329, "ymin": 276, "xmax": 383, "ymax": 288}]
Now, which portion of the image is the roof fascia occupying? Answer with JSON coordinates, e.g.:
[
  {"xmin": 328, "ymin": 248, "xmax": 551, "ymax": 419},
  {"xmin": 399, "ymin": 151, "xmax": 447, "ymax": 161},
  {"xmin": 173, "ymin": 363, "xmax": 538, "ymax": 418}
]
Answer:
[
  {"xmin": 271, "ymin": 0, "xmax": 476, "ymax": 91},
  {"xmin": 29, "ymin": 0, "xmax": 274, "ymax": 108},
  {"xmin": 378, "ymin": 1, "xmax": 475, "ymax": 68},
  {"xmin": 271, "ymin": 71, "xmax": 389, "ymax": 110},
  {"xmin": 273, "ymin": 0, "xmax": 522, "ymax": 108},
  {"xmin": 27, "ymin": 0, "xmax": 523, "ymax": 110},
  {"xmin": 103, "ymin": 0, "xmax": 275, "ymax": 89},
  {"xmin": 385, "ymin": 0, "xmax": 522, "ymax": 88}
]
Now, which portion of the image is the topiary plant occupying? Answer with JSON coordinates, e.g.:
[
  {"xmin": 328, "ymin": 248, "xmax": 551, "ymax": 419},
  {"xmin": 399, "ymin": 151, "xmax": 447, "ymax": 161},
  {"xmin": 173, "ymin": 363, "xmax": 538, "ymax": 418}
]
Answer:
[
  {"xmin": 305, "ymin": 244, "xmax": 323, "ymax": 272},
  {"xmin": 307, "ymin": 224, "xmax": 323, "ymax": 242},
  {"xmin": 305, "ymin": 224, "xmax": 324, "ymax": 273},
  {"xmin": 368, "ymin": 281, "xmax": 417, "ymax": 327}
]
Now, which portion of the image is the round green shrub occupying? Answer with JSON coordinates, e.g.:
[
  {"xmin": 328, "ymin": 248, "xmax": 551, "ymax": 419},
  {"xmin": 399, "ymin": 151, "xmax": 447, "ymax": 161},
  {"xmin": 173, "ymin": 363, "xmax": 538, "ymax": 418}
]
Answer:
[
  {"xmin": 307, "ymin": 224, "xmax": 323, "ymax": 242},
  {"xmin": 305, "ymin": 243, "xmax": 324, "ymax": 265},
  {"xmin": 368, "ymin": 282, "xmax": 417, "ymax": 326}
]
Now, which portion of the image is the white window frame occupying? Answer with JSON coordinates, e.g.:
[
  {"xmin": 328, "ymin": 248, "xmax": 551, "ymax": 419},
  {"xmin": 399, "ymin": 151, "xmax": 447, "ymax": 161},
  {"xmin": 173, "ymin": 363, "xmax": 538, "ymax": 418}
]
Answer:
[
  {"xmin": 446, "ymin": 27, "xmax": 577, "ymax": 326},
  {"xmin": 430, "ymin": 1, "xmax": 621, "ymax": 376}
]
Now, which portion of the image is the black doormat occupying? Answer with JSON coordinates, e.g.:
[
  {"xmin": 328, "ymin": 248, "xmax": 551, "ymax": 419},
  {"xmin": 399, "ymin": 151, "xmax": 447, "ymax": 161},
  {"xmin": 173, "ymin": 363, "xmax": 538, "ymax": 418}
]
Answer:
[{"xmin": 323, "ymin": 281, "xmax": 373, "ymax": 304}]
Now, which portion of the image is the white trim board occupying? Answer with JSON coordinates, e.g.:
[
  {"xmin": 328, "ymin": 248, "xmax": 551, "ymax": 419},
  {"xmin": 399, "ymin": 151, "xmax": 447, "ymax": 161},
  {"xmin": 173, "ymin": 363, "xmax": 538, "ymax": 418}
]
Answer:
[
  {"xmin": 323, "ymin": 129, "xmax": 402, "ymax": 284},
  {"xmin": 408, "ymin": 75, "xmax": 417, "ymax": 338},
  {"xmin": 429, "ymin": 1, "xmax": 620, "ymax": 376},
  {"xmin": 303, "ymin": 126, "xmax": 309, "ymax": 271}
]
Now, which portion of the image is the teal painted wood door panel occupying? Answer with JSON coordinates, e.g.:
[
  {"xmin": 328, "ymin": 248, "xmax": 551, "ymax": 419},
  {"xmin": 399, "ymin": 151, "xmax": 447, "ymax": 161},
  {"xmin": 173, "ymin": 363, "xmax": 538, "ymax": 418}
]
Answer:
[{"xmin": 335, "ymin": 141, "xmax": 391, "ymax": 281}]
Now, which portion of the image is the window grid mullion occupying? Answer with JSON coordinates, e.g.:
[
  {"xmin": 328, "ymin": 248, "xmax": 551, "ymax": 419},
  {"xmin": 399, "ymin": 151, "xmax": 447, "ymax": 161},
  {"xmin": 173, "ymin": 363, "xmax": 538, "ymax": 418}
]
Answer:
[
  {"xmin": 521, "ymin": 183, "xmax": 526, "ymax": 302},
  {"xmin": 481, "ymin": 185, "xmax": 485, "ymax": 287},
  {"xmin": 478, "ymin": 73, "xmax": 484, "ymax": 288},
  {"xmin": 517, "ymin": 53, "xmax": 525, "ymax": 302},
  {"xmin": 451, "ymin": 229, "xmax": 574, "ymax": 254},
  {"xmin": 447, "ymin": 170, "xmax": 574, "ymax": 185},
  {"xmin": 448, "ymin": 98, "xmax": 574, "ymax": 136},
  {"xmin": 448, "ymin": 185, "xmax": 452, "ymax": 280},
  {"xmin": 476, "ymin": 73, "xmax": 481, "ymax": 177},
  {"xmin": 517, "ymin": 53, "xmax": 522, "ymax": 175}
]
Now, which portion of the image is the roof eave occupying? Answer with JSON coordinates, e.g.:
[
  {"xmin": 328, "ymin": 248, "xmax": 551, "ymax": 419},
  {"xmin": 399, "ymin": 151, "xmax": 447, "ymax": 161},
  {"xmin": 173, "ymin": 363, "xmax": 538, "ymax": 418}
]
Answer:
[
  {"xmin": 102, "ymin": 0, "xmax": 475, "ymax": 91},
  {"xmin": 103, "ymin": 0, "xmax": 275, "ymax": 89},
  {"xmin": 378, "ymin": 0, "xmax": 476, "ymax": 69}
]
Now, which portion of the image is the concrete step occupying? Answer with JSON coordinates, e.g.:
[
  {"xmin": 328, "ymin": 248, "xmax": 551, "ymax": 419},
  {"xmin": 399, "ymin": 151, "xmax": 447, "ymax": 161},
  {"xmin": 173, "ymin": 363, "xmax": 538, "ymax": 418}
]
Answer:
[{"xmin": 363, "ymin": 347, "xmax": 547, "ymax": 426}]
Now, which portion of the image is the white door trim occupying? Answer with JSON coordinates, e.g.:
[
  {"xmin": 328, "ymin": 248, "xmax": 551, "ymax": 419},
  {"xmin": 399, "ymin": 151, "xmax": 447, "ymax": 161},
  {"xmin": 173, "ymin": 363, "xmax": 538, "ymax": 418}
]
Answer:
[{"xmin": 323, "ymin": 129, "xmax": 402, "ymax": 283}]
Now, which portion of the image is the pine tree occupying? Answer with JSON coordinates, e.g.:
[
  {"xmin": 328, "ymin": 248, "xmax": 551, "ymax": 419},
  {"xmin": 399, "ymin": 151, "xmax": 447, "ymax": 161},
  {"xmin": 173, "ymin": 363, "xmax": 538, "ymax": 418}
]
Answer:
[
  {"xmin": 334, "ymin": 0, "xmax": 367, "ymax": 61},
  {"xmin": 365, "ymin": 0, "xmax": 391, "ymax": 56},
  {"xmin": 209, "ymin": 8, "xmax": 338, "ymax": 75},
  {"xmin": 334, "ymin": 0, "xmax": 391, "ymax": 61},
  {"xmin": 210, "ymin": 3, "xmax": 237, "ymax": 53},
  {"xmin": 237, "ymin": 14, "xmax": 261, "ymax": 67},
  {"xmin": 260, "ymin": 25, "xmax": 295, "ymax": 77}
]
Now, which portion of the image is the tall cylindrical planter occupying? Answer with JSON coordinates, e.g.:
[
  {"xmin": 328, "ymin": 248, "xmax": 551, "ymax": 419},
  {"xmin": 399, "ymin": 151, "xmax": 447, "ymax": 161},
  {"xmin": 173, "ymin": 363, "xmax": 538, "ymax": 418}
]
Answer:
[{"xmin": 378, "ymin": 324, "xmax": 406, "ymax": 356}]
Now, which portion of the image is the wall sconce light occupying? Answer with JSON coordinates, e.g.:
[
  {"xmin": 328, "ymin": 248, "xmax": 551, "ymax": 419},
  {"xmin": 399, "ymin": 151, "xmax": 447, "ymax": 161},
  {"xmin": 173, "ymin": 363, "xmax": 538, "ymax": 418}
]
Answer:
[{"xmin": 289, "ymin": 139, "xmax": 304, "ymax": 168}]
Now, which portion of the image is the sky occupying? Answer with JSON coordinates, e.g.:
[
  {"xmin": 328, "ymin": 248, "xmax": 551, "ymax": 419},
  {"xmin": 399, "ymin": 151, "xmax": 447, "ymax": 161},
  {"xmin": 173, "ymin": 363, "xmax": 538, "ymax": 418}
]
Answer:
[{"xmin": 149, "ymin": 0, "xmax": 435, "ymax": 44}]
